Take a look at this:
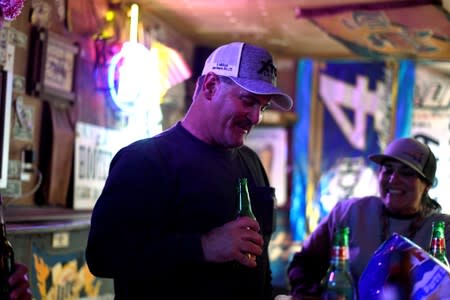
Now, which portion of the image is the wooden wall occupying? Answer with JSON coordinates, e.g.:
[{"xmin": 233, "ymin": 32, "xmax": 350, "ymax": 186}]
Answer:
[{"xmin": 4, "ymin": 0, "xmax": 195, "ymax": 208}]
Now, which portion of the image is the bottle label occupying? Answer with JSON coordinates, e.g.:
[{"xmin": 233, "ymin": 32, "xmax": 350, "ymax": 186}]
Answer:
[
  {"xmin": 332, "ymin": 246, "xmax": 349, "ymax": 260},
  {"xmin": 430, "ymin": 238, "xmax": 446, "ymax": 253}
]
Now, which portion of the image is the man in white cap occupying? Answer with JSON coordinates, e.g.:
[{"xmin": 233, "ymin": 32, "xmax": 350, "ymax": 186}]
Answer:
[{"xmin": 86, "ymin": 42, "xmax": 293, "ymax": 300}]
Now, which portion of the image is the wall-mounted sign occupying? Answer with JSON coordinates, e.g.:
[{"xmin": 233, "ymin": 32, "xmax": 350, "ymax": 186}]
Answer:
[
  {"xmin": 73, "ymin": 122, "xmax": 125, "ymax": 209},
  {"xmin": 0, "ymin": 68, "xmax": 13, "ymax": 189},
  {"xmin": 245, "ymin": 127, "xmax": 288, "ymax": 208},
  {"xmin": 412, "ymin": 66, "xmax": 450, "ymax": 214},
  {"xmin": 26, "ymin": 27, "xmax": 79, "ymax": 104}
]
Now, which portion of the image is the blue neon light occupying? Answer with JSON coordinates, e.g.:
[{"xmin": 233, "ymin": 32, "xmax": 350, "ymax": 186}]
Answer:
[{"xmin": 108, "ymin": 41, "xmax": 154, "ymax": 113}]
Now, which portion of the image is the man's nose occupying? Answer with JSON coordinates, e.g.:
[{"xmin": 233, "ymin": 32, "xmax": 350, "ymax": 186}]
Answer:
[{"xmin": 247, "ymin": 107, "xmax": 262, "ymax": 125}]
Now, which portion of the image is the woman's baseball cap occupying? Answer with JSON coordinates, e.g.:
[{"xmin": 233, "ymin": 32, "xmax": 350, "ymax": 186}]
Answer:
[
  {"xmin": 201, "ymin": 42, "xmax": 293, "ymax": 111},
  {"xmin": 369, "ymin": 137, "xmax": 436, "ymax": 184}
]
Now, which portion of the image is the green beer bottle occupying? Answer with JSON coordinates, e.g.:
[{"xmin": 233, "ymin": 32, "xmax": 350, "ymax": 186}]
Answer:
[
  {"xmin": 237, "ymin": 178, "xmax": 256, "ymax": 261},
  {"xmin": 0, "ymin": 195, "xmax": 14, "ymax": 298},
  {"xmin": 428, "ymin": 221, "xmax": 449, "ymax": 267},
  {"xmin": 321, "ymin": 226, "xmax": 355, "ymax": 300}
]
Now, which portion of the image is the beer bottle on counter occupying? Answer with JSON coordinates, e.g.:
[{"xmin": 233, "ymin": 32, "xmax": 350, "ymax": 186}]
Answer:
[
  {"xmin": 0, "ymin": 195, "xmax": 14, "ymax": 298},
  {"xmin": 236, "ymin": 177, "xmax": 256, "ymax": 261},
  {"xmin": 321, "ymin": 226, "xmax": 355, "ymax": 300},
  {"xmin": 428, "ymin": 221, "xmax": 449, "ymax": 267}
]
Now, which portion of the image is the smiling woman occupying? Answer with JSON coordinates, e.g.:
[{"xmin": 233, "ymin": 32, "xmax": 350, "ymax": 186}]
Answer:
[
  {"xmin": 377, "ymin": 161, "xmax": 430, "ymax": 216},
  {"xmin": 369, "ymin": 137, "xmax": 439, "ymax": 217},
  {"xmin": 287, "ymin": 137, "xmax": 450, "ymax": 299}
]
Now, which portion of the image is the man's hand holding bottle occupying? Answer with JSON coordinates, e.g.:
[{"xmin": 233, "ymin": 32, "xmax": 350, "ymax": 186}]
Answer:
[{"xmin": 201, "ymin": 216, "xmax": 263, "ymax": 268}]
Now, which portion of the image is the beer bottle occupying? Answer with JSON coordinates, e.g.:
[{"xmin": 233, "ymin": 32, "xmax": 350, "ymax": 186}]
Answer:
[
  {"xmin": 321, "ymin": 226, "xmax": 355, "ymax": 300},
  {"xmin": 236, "ymin": 177, "xmax": 256, "ymax": 261},
  {"xmin": 0, "ymin": 195, "xmax": 14, "ymax": 298},
  {"xmin": 428, "ymin": 221, "xmax": 449, "ymax": 267}
]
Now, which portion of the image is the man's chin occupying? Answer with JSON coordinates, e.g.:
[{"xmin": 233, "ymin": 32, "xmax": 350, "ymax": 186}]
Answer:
[
  {"xmin": 223, "ymin": 140, "xmax": 244, "ymax": 149},
  {"xmin": 231, "ymin": 141, "xmax": 244, "ymax": 148},
  {"xmin": 229, "ymin": 136, "xmax": 245, "ymax": 147}
]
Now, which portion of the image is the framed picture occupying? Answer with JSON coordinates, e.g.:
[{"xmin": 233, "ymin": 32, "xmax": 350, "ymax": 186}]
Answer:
[
  {"xmin": 27, "ymin": 27, "xmax": 79, "ymax": 103},
  {"xmin": 0, "ymin": 68, "xmax": 13, "ymax": 189},
  {"xmin": 245, "ymin": 126, "xmax": 288, "ymax": 208}
]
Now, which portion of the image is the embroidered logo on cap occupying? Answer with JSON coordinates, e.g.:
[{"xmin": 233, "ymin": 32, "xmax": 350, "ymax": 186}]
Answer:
[
  {"xmin": 212, "ymin": 63, "xmax": 233, "ymax": 72},
  {"xmin": 258, "ymin": 59, "xmax": 277, "ymax": 85}
]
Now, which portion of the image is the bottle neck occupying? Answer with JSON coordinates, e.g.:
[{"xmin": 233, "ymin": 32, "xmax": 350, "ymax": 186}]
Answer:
[
  {"xmin": 237, "ymin": 179, "xmax": 255, "ymax": 218},
  {"xmin": 0, "ymin": 204, "xmax": 6, "ymax": 239},
  {"xmin": 238, "ymin": 188, "xmax": 251, "ymax": 213}
]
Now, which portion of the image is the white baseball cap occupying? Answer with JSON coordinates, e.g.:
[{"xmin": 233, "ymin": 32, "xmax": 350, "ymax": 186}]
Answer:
[{"xmin": 201, "ymin": 42, "xmax": 293, "ymax": 111}]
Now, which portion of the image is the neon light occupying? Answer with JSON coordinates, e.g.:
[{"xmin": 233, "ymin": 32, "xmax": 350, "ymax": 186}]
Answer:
[
  {"xmin": 108, "ymin": 3, "xmax": 154, "ymax": 113},
  {"xmin": 105, "ymin": 10, "xmax": 115, "ymax": 22},
  {"xmin": 106, "ymin": 2, "xmax": 190, "ymax": 139},
  {"xmin": 108, "ymin": 41, "xmax": 157, "ymax": 113},
  {"xmin": 129, "ymin": 4, "xmax": 139, "ymax": 43}
]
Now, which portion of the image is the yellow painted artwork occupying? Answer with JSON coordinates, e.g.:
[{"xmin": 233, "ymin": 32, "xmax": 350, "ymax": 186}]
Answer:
[{"xmin": 33, "ymin": 254, "xmax": 101, "ymax": 300}]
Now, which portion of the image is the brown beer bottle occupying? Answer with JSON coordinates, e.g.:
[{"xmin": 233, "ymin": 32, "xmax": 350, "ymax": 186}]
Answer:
[
  {"xmin": 236, "ymin": 178, "xmax": 256, "ymax": 261},
  {"xmin": 0, "ymin": 195, "xmax": 14, "ymax": 298}
]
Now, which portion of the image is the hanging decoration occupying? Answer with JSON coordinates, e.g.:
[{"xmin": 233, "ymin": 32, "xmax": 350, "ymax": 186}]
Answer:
[
  {"xmin": 0, "ymin": 0, "xmax": 25, "ymax": 21},
  {"xmin": 290, "ymin": 60, "xmax": 390, "ymax": 241},
  {"xmin": 298, "ymin": 4, "xmax": 450, "ymax": 60}
]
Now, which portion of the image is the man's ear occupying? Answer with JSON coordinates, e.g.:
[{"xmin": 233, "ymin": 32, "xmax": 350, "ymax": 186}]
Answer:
[{"xmin": 202, "ymin": 72, "xmax": 219, "ymax": 100}]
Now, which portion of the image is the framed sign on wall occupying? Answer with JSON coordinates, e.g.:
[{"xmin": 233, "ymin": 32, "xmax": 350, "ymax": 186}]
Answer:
[
  {"xmin": 0, "ymin": 68, "xmax": 13, "ymax": 189},
  {"xmin": 245, "ymin": 126, "xmax": 288, "ymax": 208},
  {"xmin": 26, "ymin": 27, "xmax": 79, "ymax": 104}
]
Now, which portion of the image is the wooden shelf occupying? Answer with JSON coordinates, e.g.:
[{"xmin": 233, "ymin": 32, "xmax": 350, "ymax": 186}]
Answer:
[{"xmin": 4, "ymin": 205, "xmax": 91, "ymax": 223}]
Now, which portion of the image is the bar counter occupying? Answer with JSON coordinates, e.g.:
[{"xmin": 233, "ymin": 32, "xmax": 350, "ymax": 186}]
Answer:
[
  {"xmin": 5, "ymin": 205, "xmax": 115, "ymax": 299},
  {"xmin": 6, "ymin": 205, "xmax": 91, "ymax": 231}
]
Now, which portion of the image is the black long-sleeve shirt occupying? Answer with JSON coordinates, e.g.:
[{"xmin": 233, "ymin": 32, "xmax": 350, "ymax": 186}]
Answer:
[{"xmin": 86, "ymin": 122, "xmax": 275, "ymax": 300}]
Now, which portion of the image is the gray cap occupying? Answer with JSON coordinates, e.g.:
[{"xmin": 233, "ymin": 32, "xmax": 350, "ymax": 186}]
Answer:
[
  {"xmin": 201, "ymin": 42, "xmax": 293, "ymax": 111},
  {"xmin": 369, "ymin": 137, "xmax": 436, "ymax": 184}
]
